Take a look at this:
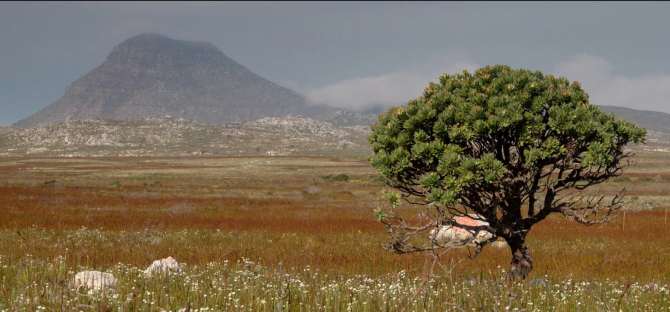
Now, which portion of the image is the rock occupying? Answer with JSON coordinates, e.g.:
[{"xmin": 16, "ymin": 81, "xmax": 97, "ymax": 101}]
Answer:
[
  {"xmin": 491, "ymin": 241, "xmax": 508, "ymax": 249},
  {"xmin": 70, "ymin": 271, "xmax": 117, "ymax": 294},
  {"xmin": 144, "ymin": 256, "xmax": 181, "ymax": 276},
  {"xmin": 430, "ymin": 214, "xmax": 493, "ymax": 246}
]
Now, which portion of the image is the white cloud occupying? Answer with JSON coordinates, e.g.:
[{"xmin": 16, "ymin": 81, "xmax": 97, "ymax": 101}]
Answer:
[
  {"xmin": 304, "ymin": 51, "xmax": 480, "ymax": 112},
  {"xmin": 306, "ymin": 52, "xmax": 670, "ymax": 115},
  {"xmin": 553, "ymin": 53, "xmax": 670, "ymax": 114}
]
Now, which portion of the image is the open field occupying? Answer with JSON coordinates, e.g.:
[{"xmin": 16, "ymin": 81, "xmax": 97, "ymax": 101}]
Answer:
[{"xmin": 1, "ymin": 151, "xmax": 670, "ymax": 311}]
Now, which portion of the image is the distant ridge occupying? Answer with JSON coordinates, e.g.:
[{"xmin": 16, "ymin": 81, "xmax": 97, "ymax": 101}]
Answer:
[
  {"xmin": 596, "ymin": 105, "xmax": 670, "ymax": 134},
  {"xmin": 1, "ymin": 116, "xmax": 372, "ymax": 157},
  {"xmin": 14, "ymin": 33, "xmax": 336, "ymax": 128}
]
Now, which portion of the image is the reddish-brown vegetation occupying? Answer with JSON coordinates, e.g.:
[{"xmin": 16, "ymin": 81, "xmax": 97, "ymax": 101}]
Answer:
[{"xmin": 1, "ymin": 156, "xmax": 669, "ymax": 283}]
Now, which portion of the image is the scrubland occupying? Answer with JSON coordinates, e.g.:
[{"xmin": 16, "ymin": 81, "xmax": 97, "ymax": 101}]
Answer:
[{"xmin": 1, "ymin": 152, "xmax": 670, "ymax": 311}]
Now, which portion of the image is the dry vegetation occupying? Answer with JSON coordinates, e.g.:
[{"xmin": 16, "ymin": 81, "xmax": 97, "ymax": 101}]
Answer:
[{"xmin": 1, "ymin": 150, "xmax": 670, "ymax": 310}]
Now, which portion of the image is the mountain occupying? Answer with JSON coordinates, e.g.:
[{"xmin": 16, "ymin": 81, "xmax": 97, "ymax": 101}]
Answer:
[
  {"xmin": 14, "ymin": 33, "xmax": 336, "ymax": 128},
  {"xmin": 596, "ymin": 105, "xmax": 670, "ymax": 134}
]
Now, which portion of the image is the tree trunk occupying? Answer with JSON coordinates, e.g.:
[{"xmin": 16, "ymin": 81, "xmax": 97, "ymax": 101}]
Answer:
[{"xmin": 505, "ymin": 232, "xmax": 533, "ymax": 282}]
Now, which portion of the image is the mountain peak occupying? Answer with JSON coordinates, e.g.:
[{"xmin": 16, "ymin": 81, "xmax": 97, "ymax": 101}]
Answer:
[
  {"xmin": 126, "ymin": 32, "xmax": 172, "ymax": 41},
  {"xmin": 107, "ymin": 33, "xmax": 223, "ymax": 65},
  {"xmin": 14, "ymin": 33, "xmax": 335, "ymax": 128},
  {"xmin": 116, "ymin": 33, "xmax": 217, "ymax": 49}
]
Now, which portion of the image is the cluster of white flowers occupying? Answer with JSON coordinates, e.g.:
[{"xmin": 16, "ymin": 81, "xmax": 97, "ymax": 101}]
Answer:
[{"xmin": 1, "ymin": 229, "xmax": 670, "ymax": 311}]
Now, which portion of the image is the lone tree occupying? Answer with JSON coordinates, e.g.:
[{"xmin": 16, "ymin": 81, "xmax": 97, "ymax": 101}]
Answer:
[{"xmin": 368, "ymin": 65, "xmax": 646, "ymax": 281}]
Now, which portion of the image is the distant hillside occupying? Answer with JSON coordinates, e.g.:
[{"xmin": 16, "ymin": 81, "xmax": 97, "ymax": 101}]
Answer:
[
  {"xmin": 1, "ymin": 116, "xmax": 371, "ymax": 157},
  {"xmin": 325, "ymin": 110, "xmax": 377, "ymax": 127},
  {"xmin": 14, "ymin": 33, "xmax": 337, "ymax": 128},
  {"xmin": 5, "ymin": 104, "xmax": 670, "ymax": 157},
  {"xmin": 596, "ymin": 105, "xmax": 670, "ymax": 134}
]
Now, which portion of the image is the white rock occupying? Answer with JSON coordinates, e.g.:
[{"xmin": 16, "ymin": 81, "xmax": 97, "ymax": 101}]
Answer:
[
  {"xmin": 144, "ymin": 256, "xmax": 181, "ymax": 276},
  {"xmin": 430, "ymin": 214, "xmax": 494, "ymax": 246},
  {"xmin": 491, "ymin": 241, "xmax": 508, "ymax": 249},
  {"xmin": 71, "ymin": 271, "xmax": 117, "ymax": 294}
]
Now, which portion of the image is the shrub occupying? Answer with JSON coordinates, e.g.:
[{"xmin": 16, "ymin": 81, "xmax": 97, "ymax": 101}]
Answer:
[
  {"xmin": 368, "ymin": 64, "xmax": 646, "ymax": 281},
  {"xmin": 613, "ymin": 176, "xmax": 631, "ymax": 183},
  {"xmin": 322, "ymin": 174, "xmax": 349, "ymax": 182}
]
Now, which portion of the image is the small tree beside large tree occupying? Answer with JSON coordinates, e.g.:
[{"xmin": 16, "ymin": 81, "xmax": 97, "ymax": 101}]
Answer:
[{"xmin": 368, "ymin": 65, "xmax": 646, "ymax": 281}]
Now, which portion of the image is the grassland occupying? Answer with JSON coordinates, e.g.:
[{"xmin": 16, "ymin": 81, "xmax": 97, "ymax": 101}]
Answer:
[{"xmin": 1, "ymin": 151, "xmax": 670, "ymax": 311}]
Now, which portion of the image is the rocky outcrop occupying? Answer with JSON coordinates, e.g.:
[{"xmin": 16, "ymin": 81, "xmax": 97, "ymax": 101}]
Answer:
[
  {"xmin": 326, "ymin": 110, "xmax": 378, "ymax": 127},
  {"xmin": 0, "ymin": 116, "xmax": 372, "ymax": 157},
  {"xmin": 243, "ymin": 117, "xmax": 349, "ymax": 138}
]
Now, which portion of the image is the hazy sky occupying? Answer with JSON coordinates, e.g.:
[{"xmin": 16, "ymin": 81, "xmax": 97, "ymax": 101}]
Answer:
[{"xmin": 1, "ymin": 1, "xmax": 669, "ymax": 126}]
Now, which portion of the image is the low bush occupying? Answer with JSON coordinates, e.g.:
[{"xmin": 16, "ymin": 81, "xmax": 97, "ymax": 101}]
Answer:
[
  {"xmin": 613, "ymin": 176, "xmax": 631, "ymax": 183},
  {"xmin": 322, "ymin": 174, "xmax": 349, "ymax": 182}
]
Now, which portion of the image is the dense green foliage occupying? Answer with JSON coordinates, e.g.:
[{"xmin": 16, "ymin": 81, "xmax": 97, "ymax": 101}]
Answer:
[{"xmin": 369, "ymin": 65, "xmax": 645, "ymax": 216}]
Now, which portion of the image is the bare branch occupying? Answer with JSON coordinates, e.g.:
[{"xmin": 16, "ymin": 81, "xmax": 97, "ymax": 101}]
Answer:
[{"xmin": 560, "ymin": 188, "xmax": 626, "ymax": 225}]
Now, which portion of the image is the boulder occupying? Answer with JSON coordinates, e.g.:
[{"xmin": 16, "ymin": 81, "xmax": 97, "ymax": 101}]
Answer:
[
  {"xmin": 144, "ymin": 256, "xmax": 181, "ymax": 276},
  {"xmin": 71, "ymin": 271, "xmax": 117, "ymax": 294},
  {"xmin": 430, "ymin": 214, "xmax": 494, "ymax": 246}
]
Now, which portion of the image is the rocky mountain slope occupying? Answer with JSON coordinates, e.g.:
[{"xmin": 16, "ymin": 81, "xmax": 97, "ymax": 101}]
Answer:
[
  {"xmin": 325, "ymin": 110, "xmax": 378, "ymax": 127},
  {"xmin": 1, "ymin": 116, "xmax": 371, "ymax": 157},
  {"xmin": 596, "ymin": 105, "xmax": 670, "ymax": 134},
  {"xmin": 14, "ymin": 33, "xmax": 338, "ymax": 128},
  {"xmin": 4, "ymin": 106, "xmax": 670, "ymax": 157}
]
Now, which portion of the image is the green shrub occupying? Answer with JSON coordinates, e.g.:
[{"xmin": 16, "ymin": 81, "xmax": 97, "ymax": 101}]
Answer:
[
  {"xmin": 613, "ymin": 176, "xmax": 631, "ymax": 183},
  {"xmin": 369, "ymin": 174, "xmax": 387, "ymax": 182},
  {"xmin": 322, "ymin": 174, "xmax": 349, "ymax": 182},
  {"xmin": 639, "ymin": 177, "xmax": 652, "ymax": 182}
]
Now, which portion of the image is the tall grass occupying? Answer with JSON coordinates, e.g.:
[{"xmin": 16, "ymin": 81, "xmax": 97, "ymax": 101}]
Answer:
[
  {"xmin": 1, "ymin": 156, "xmax": 670, "ymax": 310},
  {"xmin": 2, "ymin": 249, "xmax": 669, "ymax": 311}
]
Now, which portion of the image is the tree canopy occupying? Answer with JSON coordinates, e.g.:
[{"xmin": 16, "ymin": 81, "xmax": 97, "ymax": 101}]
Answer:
[{"xmin": 368, "ymin": 65, "xmax": 646, "ymax": 280}]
